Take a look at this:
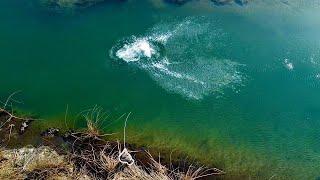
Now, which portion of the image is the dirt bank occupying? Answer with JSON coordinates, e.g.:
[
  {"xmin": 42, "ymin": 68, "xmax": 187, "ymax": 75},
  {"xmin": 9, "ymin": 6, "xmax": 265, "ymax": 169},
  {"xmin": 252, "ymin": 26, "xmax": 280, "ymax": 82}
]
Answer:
[{"xmin": 0, "ymin": 107, "xmax": 224, "ymax": 180}]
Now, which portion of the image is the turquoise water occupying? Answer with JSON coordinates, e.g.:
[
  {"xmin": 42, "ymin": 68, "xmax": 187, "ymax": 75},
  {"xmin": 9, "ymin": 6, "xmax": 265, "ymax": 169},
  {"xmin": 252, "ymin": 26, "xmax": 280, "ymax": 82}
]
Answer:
[{"xmin": 1, "ymin": 0, "xmax": 320, "ymax": 178}]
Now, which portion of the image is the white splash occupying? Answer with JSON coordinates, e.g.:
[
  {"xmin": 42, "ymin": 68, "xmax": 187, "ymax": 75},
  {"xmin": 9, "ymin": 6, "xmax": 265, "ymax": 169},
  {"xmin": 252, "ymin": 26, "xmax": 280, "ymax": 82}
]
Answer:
[
  {"xmin": 284, "ymin": 58, "xmax": 294, "ymax": 70},
  {"xmin": 115, "ymin": 38, "xmax": 156, "ymax": 62},
  {"xmin": 110, "ymin": 18, "xmax": 245, "ymax": 99},
  {"xmin": 153, "ymin": 33, "xmax": 172, "ymax": 44}
]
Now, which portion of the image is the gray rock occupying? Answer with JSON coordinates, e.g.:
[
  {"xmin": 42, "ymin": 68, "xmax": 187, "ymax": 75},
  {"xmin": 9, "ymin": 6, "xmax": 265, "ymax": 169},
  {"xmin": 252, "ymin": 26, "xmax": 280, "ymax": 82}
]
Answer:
[
  {"xmin": 211, "ymin": 0, "xmax": 233, "ymax": 6},
  {"xmin": 42, "ymin": 0, "xmax": 125, "ymax": 9},
  {"xmin": 235, "ymin": 0, "xmax": 249, "ymax": 6},
  {"xmin": 164, "ymin": 0, "xmax": 191, "ymax": 5}
]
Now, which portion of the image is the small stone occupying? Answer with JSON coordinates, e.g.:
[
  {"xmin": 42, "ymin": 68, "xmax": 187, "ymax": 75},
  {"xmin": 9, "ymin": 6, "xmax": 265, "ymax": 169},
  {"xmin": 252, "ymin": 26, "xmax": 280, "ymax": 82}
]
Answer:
[
  {"xmin": 41, "ymin": 128, "xmax": 60, "ymax": 138},
  {"xmin": 235, "ymin": 0, "xmax": 249, "ymax": 6},
  {"xmin": 211, "ymin": 0, "xmax": 233, "ymax": 6},
  {"xmin": 19, "ymin": 120, "xmax": 33, "ymax": 135}
]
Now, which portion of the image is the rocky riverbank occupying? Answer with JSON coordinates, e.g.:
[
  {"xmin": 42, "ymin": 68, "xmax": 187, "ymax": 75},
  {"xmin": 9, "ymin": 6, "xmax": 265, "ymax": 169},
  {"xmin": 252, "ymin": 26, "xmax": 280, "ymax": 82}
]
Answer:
[
  {"xmin": 0, "ymin": 107, "xmax": 224, "ymax": 180},
  {"xmin": 0, "ymin": 143, "xmax": 223, "ymax": 179}
]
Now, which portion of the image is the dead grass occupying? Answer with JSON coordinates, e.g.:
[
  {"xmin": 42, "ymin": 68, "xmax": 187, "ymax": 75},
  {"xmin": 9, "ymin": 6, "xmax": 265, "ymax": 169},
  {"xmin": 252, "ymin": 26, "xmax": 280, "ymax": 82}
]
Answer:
[
  {"xmin": 0, "ymin": 133, "xmax": 223, "ymax": 180},
  {"xmin": 0, "ymin": 103, "xmax": 224, "ymax": 180},
  {"xmin": 0, "ymin": 146, "xmax": 92, "ymax": 180},
  {"xmin": 63, "ymin": 130, "xmax": 224, "ymax": 180},
  {"xmin": 81, "ymin": 106, "xmax": 112, "ymax": 137}
]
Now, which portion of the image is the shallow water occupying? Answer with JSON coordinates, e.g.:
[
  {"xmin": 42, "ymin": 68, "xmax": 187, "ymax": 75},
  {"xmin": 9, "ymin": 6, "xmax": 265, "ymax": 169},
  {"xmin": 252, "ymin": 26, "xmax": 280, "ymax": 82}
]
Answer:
[{"xmin": 1, "ymin": 0, "xmax": 320, "ymax": 178}]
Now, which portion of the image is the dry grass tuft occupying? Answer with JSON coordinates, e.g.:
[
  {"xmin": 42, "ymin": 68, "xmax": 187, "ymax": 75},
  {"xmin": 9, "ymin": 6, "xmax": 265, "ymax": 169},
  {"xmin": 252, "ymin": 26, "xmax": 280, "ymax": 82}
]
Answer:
[
  {"xmin": 0, "ymin": 104, "xmax": 225, "ymax": 180},
  {"xmin": 0, "ymin": 146, "xmax": 92, "ymax": 180},
  {"xmin": 179, "ymin": 165, "xmax": 225, "ymax": 180},
  {"xmin": 0, "ymin": 135, "xmax": 224, "ymax": 180},
  {"xmin": 82, "ymin": 106, "xmax": 110, "ymax": 137},
  {"xmin": 99, "ymin": 149, "xmax": 119, "ymax": 173}
]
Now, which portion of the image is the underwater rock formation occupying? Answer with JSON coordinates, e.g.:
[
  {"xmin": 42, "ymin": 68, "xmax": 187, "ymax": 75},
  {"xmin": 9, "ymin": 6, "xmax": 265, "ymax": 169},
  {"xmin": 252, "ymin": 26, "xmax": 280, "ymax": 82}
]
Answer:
[
  {"xmin": 165, "ymin": 0, "xmax": 250, "ymax": 6},
  {"xmin": 211, "ymin": 0, "xmax": 250, "ymax": 6},
  {"xmin": 163, "ymin": 0, "xmax": 191, "ymax": 5},
  {"xmin": 211, "ymin": 0, "xmax": 233, "ymax": 6},
  {"xmin": 234, "ymin": 0, "xmax": 249, "ymax": 6},
  {"xmin": 42, "ymin": 0, "xmax": 126, "ymax": 9},
  {"xmin": 42, "ymin": 0, "xmax": 250, "ymax": 9}
]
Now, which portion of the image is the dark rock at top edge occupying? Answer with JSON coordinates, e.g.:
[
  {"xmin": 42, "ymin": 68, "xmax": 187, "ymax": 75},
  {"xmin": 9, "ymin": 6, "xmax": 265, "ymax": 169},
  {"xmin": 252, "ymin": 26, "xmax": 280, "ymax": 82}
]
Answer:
[
  {"xmin": 211, "ymin": 0, "xmax": 250, "ymax": 6},
  {"xmin": 42, "ymin": 0, "xmax": 250, "ymax": 10},
  {"xmin": 163, "ymin": 0, "xmax": 192, "ymax": 5},
  {"xmin": 42, "ymin": 0, "xmax": 127, "ymax": 10}
]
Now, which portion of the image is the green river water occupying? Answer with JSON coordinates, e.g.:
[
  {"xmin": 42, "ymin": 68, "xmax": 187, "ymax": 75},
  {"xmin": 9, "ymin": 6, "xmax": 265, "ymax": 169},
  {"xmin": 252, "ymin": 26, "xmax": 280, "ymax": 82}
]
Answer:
[{"xmin": 1, "ymin": 0, "xmax": 320, "ymax": 179}]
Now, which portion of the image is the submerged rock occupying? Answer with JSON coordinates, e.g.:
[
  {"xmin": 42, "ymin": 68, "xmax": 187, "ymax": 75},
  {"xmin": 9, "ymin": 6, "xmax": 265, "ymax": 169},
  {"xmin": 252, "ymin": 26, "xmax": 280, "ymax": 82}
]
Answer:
[
  {"xmin": 41, "ymin": 128, "xmax": 60, "ymax": 138},
  {"xmin": 163, "ymin": 0, "xmax": 191, "ymax": 5},
  {"xmin": 211, "ymin": 0, "xmax": 233, "ymax": 6},
  {"xmin": 41, "ymin": 0, "xmax": 250, "ymax": 9},
  {"xmin": 42, "ymin": 0, "xmax": 126, "ymax": 9},
  {"xmin": 211, "ymin": 0, "xmax": 250, "ymax": 6},
  {"xmin": 19, "ymin": 119, "xmax": 33, "ymax": 135},
  {"xmin": 42, "ymin": 0, "xmax": 103, "ymax": 8},
  {"xmin": 164, "ymin": 0, "xmax": 252, "ymax": 6},
  {"xmin": 235, "ymin": 0, "xmax": 249, "ymax": 6}
]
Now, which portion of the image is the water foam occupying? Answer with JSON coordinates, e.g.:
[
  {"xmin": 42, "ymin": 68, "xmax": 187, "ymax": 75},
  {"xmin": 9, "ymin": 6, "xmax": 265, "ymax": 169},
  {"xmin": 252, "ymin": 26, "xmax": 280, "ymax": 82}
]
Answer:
[
  {"xmin": 110, "ymin": 18, "xmax": 245, "ymax": 99},
  {"xmin": 284, "ymin": 58, "xmax": 294, "ymax": 70},
  {"xmin": 115, "ymin": 37, "xmax": 157, "ymax": 62}
]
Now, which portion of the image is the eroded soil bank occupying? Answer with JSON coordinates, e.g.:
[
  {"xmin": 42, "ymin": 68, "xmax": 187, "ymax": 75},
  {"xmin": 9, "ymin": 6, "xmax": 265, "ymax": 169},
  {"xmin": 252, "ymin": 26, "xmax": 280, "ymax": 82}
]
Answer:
[{"xmin": 0, "ymin": 108, "xmax": 224, "ymax": 180}]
